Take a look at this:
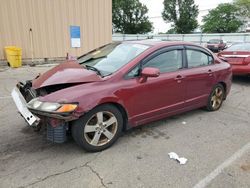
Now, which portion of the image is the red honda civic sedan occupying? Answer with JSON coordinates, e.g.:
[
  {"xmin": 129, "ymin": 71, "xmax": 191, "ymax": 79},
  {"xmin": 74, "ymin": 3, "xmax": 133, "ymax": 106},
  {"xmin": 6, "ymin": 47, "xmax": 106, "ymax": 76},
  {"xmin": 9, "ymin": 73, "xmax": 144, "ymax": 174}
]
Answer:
[
  {"xmin": 12, "ymin": 41, "xmax": 232, "ymax": 151},
  {"xmin": 218, "ymin": 43, "xmax": 250, "ymax": 76}
]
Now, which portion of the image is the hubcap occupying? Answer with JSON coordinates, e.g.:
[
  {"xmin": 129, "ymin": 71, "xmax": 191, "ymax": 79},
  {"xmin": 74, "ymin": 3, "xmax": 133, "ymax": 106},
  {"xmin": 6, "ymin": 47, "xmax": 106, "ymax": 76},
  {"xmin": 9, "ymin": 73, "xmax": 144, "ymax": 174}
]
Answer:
[
  {"xmin": 84, "ymin": 111, "xmax": 118, "ymax": 146},
  {"xmin": 211, "ymin": 87, "xmax": 223, "ymax": 110}
]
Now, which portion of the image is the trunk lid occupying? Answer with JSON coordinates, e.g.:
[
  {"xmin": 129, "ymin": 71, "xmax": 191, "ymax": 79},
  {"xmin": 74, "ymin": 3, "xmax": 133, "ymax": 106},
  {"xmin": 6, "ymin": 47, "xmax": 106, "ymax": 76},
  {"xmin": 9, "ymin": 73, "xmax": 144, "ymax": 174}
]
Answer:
[{"xmin": 218, "ymin": 51, "xmax": 250, "ymax": 65}]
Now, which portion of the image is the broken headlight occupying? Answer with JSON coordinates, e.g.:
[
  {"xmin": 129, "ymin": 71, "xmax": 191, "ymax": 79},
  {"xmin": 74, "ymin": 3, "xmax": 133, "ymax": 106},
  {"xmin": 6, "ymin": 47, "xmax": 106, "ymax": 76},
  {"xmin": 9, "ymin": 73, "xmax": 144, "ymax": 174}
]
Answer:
[{"xmin": 27, "ymin": 98, "xmax": 78, "ymax": 113}]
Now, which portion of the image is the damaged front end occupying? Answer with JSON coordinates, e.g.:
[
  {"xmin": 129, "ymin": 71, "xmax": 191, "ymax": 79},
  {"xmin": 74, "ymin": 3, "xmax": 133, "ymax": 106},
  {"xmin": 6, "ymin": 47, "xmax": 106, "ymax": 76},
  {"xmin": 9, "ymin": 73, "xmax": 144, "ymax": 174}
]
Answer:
[
  {"xmin": 12, "ymin": 81, "xmax": 79, "ymax": 144},
  {"xmin": 12, "ymin": 61, "xmax": 102, "ymax": 144}
]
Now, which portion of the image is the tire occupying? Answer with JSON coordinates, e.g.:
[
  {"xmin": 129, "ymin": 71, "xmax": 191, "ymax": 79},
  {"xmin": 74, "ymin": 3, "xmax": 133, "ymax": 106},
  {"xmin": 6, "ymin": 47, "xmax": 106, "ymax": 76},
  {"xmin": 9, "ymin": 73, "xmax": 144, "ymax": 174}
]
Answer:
[
  {"xmin": 206, "ymin": 84, "xmax": 225, "ymax": 111},
  {"xmin": 71, "ymin": 104, "xmax": 123, "ymax": 152}
]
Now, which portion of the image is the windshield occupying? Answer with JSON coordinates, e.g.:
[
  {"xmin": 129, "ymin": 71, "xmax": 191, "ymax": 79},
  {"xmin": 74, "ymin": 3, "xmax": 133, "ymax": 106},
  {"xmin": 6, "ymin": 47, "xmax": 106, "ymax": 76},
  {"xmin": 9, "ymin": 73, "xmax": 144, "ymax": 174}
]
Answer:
[
  {"xmin": 225, "ymin": 43, "xmax": 250, "ymax": 51},
  {"xmin": 77, "ymin": 43, "xmax": 150, "ymax": 76},
  {"xmin": 208, "ymin": 39, "xmax": 220, "ymax": 44}
]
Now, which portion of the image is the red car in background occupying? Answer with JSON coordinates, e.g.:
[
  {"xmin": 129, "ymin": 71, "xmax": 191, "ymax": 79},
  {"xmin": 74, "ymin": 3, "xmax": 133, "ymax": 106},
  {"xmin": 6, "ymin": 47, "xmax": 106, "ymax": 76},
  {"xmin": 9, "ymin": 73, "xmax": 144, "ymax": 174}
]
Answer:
[
  {"xmin": 218, "ymin": 43, "xmax": 250, "ymax": 76},
  {"xmin": 12, "ymin": 41, "xmax": 232, "ymax": 152},
  {"xmin": 206, "ymin": 39, "xmax": 227, "ymax": 52}
]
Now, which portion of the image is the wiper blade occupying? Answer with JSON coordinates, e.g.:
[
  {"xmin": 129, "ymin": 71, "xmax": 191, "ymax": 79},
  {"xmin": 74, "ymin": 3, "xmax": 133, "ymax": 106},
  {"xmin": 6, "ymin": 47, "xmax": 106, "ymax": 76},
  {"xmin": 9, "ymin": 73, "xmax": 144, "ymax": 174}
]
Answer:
[{"xmin": 85, "ymin": 65, "xmax": 102, "ymax": 76}]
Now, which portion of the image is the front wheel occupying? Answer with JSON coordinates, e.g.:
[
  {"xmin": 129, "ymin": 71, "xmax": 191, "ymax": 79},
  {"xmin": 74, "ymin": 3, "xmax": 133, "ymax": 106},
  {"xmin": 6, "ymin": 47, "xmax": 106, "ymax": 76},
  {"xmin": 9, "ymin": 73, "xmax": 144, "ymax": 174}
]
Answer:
[
  {"xmin": 206, "ymin": 84, "xmax": 225, "ymax": 111},
  {"xmin": 71, "ymin": 104, "xmax": 123, "ymax": 152}
]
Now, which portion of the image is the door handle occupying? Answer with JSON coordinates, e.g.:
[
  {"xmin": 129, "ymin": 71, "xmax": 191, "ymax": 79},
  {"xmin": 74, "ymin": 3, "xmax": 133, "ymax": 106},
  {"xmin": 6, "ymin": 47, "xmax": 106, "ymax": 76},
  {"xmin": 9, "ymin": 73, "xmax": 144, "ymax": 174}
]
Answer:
[
  {"xmin": 174, "ymin": 75, "xmax": 184, "ymax": 80},
  {"xmin": 174, "ymin": 75, "xmax": 184, "ymax": 83},
  {"xmin": 208, "ymin": 69, "xmax": 213, "ymax": 76}
]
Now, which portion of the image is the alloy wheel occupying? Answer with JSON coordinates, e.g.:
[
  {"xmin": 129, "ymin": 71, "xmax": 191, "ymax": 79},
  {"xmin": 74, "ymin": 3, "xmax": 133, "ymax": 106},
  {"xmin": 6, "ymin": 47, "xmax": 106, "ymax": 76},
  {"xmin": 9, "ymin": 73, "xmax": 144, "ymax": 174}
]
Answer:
[
  {"xmin": 84, "ymin": 111, "xmax": 118, "ymax": 146},
  {"xmin": 211, "ymin": 87, "xmax": 223, "ymax": 110}
]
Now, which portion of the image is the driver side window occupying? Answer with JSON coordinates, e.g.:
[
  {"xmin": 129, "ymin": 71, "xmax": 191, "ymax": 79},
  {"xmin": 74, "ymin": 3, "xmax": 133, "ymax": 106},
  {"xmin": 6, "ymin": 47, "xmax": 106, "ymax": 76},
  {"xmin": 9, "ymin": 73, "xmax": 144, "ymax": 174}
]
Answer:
[
  {"xmin": 126, "ymin": 49, "xmax": 183, "ymax": 79},
  {"xmin": 142, "ymin": 50, "xmax": 183, "ymax": 73}
]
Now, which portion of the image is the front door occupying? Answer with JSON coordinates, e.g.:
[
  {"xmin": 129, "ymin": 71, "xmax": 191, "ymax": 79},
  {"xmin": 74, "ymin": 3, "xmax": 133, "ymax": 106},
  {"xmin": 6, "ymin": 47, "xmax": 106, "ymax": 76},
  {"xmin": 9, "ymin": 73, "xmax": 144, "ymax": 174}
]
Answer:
[{"xmin": 124, "ymin": 47, "xmax": 187, "ymax": 124}]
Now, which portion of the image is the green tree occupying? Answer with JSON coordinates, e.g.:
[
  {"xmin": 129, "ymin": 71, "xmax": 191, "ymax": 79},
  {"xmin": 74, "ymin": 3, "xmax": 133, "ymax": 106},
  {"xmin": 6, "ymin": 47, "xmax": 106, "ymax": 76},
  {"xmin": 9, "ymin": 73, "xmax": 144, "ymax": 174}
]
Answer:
[
  {"xmin": 201, "ymin": 3, "xmax": 243, "ymax": 33},
  {"xmin": 162, "ymin": 0, "xmax": 199, "ymax": 34},
  {"xmin": 112, "ymin": 0, "xmax": 153, "ymax": 34},
  {"xmin": 234, "ymin": 0, "xmax": 250, "ymax": 17},
  {"xmin": 166, "ymin": 28, "xmax": 176, "ymax": 34}
]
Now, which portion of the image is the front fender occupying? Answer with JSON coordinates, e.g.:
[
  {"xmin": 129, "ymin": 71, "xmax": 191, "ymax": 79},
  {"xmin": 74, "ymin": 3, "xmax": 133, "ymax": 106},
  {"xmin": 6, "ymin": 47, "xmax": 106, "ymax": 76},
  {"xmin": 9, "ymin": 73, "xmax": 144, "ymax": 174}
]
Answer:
[{"xmin": 39, "ymin": 82, "xmax": 127, "ymax": 118}]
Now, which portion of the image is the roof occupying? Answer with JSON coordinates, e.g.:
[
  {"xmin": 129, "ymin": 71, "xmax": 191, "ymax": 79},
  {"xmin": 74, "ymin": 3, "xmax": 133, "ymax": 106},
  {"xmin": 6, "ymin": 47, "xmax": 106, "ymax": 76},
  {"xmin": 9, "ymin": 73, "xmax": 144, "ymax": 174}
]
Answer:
[{"xmin": 123, "ymin": 40, "xmax": 201, "ymax": 47}]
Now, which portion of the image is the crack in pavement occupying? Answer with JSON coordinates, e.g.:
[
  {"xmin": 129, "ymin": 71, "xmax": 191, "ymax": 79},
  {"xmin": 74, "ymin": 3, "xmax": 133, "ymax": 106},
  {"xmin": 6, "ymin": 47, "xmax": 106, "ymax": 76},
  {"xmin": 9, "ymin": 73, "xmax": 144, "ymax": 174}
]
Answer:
[
  {"xmin": 20, "ymin": 153, "xmax": 105, "ymax": 188},
  {"xmin": 22, "ymin": 162, "xmax": 91, "ymax": 188},
  {"xmin": 22, "ymin": 165, "xmax": 85, "ymax": 188},
  {"xmin": 86, "ymin": 164, "xmax": 108, "ymax": 188}
]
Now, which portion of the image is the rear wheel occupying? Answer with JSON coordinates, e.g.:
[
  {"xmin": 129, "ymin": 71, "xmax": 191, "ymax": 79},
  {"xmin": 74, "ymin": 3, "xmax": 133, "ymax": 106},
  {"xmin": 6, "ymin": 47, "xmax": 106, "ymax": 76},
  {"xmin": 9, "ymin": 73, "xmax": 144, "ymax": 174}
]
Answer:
[
  {"xmin": 206, "ymin": 84, "xmax": 225, "ymax": 111},
  {"xmin": 72, "ymin": 104, "xmax": 123, "ymax": 152}
]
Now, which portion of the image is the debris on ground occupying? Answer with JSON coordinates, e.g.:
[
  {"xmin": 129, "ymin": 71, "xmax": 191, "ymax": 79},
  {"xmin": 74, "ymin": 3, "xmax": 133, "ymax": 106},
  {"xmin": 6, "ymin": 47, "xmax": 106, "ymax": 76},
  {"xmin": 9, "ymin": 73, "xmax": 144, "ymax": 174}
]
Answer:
[{"xmin": 168, "ymin": 152, "xmax": 188, "ymax": 165}]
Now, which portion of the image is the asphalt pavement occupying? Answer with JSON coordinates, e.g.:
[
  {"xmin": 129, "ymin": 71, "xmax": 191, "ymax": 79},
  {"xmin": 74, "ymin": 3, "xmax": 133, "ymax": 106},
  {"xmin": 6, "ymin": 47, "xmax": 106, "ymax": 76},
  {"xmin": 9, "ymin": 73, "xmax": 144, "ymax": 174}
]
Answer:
[{"xmin": 0, "ymin": 66, "xmax": 249, "ymax": 188}]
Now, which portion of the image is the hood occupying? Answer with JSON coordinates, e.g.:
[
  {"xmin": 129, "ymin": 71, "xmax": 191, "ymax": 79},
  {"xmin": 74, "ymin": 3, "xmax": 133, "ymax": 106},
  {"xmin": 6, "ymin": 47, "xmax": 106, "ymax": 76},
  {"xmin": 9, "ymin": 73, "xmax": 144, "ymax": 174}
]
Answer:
[{"xmin": 32, "ymin": 61, "xmax": 101, "ymax": 89}]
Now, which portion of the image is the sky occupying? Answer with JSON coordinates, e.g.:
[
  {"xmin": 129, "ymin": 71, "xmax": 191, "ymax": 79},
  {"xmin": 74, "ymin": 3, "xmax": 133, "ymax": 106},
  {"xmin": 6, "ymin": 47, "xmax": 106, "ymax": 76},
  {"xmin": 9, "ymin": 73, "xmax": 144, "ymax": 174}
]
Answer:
[{"xmin": 139, "ymin": 0, "xmax": 233, "ymax": 33}]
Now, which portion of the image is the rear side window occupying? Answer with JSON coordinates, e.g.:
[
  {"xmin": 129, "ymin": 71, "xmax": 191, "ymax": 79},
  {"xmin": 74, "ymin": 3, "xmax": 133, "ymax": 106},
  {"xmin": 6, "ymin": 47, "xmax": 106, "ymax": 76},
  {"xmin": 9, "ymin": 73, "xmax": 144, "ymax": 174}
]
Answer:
[
  {"xmin": 143, "ymin": 50, "xmax": 183, "ymax": 73},
  {"xmin": 186, "ymin": 50, "xmax": 213, "ymax": 68}
]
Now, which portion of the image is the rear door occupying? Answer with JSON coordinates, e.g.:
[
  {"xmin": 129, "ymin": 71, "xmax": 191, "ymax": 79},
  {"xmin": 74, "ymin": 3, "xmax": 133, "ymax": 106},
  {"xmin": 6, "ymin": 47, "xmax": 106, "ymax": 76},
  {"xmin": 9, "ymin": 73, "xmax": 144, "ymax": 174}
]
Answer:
[{"xmin": 182, "ymin": 46, "xmax": 215, "ymax": 106}]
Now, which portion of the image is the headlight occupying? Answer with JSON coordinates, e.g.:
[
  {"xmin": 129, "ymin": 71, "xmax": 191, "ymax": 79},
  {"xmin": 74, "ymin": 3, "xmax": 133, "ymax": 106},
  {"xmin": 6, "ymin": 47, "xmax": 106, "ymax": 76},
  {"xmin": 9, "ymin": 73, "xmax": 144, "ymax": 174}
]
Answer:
[{"xmin": 27, "ymin": 98, "xmax": 78, "ymax": 113}]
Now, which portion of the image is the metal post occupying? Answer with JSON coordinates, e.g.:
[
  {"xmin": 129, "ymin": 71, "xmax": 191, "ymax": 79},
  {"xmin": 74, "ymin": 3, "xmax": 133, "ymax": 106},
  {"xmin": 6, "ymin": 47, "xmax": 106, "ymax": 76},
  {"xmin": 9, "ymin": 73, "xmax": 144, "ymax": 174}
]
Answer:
[
  {"xmin": 243, "ymin": 34, "xmax": 247, "ymax": 42},
  {"xmin": 200, "ymin": 33, "xmax": 203, "ymax": 45},
  {"xmin": 29, "ymin": 28, "xmax": 34, "ymax": 63}
]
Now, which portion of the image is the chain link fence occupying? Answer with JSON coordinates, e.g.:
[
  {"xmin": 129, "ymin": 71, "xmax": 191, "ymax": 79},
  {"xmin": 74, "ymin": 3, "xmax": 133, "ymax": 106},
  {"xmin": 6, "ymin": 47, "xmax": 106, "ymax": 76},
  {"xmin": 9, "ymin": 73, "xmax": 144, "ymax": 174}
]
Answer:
[{"xmin": 113, "ymin": 33, "xmax": 250, "ymax": 46}]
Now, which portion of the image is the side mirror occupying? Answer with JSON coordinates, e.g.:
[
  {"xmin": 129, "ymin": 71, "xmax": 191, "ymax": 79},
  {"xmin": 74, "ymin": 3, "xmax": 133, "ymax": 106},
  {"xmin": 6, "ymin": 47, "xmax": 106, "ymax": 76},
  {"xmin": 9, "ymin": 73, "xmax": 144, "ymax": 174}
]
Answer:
[{"xmin": 139, "ymin": 67, "xmax": 160, "ymax": 83}]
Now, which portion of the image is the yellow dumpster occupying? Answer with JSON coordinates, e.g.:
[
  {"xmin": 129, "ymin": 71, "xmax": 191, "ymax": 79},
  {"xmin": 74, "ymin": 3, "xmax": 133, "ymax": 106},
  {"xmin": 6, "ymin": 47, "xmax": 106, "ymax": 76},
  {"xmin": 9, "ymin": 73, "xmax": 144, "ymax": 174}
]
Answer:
[{"xmin": 4, "ymin": 46, "xmax": 22, "ymax": 68}]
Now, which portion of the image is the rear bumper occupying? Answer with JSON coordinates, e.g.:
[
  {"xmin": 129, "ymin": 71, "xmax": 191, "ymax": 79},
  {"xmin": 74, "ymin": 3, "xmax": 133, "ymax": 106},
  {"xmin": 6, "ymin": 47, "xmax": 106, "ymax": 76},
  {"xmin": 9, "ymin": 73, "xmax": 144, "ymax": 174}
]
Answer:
[{"xmin": 231, "ymin": 64, "xmax": 250, "ymax": 75}]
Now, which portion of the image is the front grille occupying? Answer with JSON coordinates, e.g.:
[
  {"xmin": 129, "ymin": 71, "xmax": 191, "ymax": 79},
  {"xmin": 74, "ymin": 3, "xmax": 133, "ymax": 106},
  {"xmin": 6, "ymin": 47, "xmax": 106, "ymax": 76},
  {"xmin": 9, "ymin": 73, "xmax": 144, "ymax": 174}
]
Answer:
[{"xmin": 18, "ymin": 81, "xmax": 37, "ymax": 102}]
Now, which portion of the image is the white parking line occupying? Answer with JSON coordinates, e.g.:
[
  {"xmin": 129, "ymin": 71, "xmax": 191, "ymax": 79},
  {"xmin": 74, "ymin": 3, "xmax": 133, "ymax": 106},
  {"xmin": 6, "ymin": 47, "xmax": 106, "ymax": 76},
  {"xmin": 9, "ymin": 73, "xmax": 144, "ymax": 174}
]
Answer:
[{"xmin": 193, "ymin": 142, "xmax": 250, "ymax": 188}]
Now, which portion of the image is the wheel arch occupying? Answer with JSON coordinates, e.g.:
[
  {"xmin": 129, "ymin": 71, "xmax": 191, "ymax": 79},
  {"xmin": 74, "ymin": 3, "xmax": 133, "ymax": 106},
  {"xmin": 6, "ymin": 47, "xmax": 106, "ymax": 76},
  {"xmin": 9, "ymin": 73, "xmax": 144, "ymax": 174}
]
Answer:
[
  {"xmin": 218, "ymin": 81, "xmax": 227, "ymax": 99},
  {"xmin": 88, "ymin": 101, "xmax": 128, "ymax": 131},
  {"xmin": 98, "ymin": 102, "xmax": 129, "ymax": 132}
]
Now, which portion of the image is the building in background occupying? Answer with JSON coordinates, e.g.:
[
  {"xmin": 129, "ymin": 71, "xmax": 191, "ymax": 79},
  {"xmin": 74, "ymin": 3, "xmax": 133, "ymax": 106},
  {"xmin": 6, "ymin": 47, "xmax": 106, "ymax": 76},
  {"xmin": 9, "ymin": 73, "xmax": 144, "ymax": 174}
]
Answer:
[{"xmin": 0, "ymin": 0, "xmax": 112, "ymax": 61}]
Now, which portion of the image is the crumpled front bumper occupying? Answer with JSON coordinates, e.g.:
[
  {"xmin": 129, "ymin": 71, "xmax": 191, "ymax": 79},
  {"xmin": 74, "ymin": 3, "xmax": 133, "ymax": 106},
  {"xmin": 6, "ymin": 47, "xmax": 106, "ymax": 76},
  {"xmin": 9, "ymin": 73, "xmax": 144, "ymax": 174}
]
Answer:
[
  {"xmin": 11, "ymin": 86, "xmax": 40, "ymax": 126},
  {"xmin": 11, "ymin": 84, "xmax": 70, "ymax": 143}
]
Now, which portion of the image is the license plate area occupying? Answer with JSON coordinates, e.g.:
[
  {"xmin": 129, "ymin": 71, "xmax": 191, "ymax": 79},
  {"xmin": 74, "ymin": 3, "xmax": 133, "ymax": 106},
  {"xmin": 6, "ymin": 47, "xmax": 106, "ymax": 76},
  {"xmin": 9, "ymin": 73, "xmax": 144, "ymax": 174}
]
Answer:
[{"xmin": 11, "ymin": 87, "xmax": 40, "ymax": 126}]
